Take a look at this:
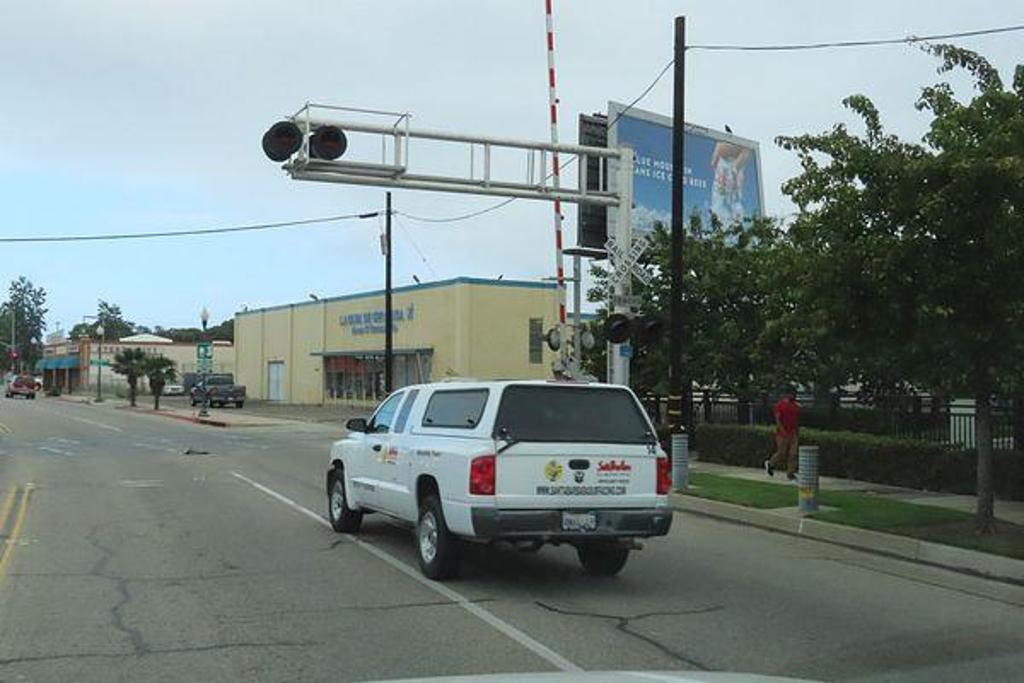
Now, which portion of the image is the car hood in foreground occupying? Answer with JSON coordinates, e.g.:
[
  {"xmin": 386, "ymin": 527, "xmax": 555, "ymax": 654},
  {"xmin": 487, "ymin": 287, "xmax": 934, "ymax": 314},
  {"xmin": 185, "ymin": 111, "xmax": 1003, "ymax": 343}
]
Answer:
[{"xmin": 368, "ymin": 672, "xmax": 815, "ymax": 683}]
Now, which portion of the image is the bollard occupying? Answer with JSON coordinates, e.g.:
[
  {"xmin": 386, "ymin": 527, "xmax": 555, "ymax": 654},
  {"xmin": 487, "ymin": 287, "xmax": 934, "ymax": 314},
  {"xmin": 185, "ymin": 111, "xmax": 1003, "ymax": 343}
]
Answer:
[
  {"xmin": 671, "ymin": 432, "xmax": 689, "ymax": 491},
  {"xmin": 798, "ymin": 445, "xmax": 819, "ymax": 514}
]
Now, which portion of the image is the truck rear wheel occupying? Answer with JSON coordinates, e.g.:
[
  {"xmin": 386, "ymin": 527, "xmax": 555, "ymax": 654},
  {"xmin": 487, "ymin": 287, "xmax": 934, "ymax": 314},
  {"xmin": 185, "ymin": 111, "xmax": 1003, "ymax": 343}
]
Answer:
[
  {"xmin": 416, "ymin": 494, "xmax": 460, "ymax": 580},
  {"xmin": 577, "ymin": 543, "xmax": 630, "ymax": 577}
]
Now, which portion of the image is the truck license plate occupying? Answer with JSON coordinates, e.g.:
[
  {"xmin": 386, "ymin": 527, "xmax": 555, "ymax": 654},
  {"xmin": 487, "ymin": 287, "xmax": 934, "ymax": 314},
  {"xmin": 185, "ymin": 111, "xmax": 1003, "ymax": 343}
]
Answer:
[{"xmin": 561, "ymin": 512, "xmax": 597, "ymax": 532}]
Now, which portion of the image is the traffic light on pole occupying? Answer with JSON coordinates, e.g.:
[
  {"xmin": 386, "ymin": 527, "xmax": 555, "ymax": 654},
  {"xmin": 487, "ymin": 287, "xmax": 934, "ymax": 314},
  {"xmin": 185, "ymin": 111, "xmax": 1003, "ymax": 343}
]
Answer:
[
  {"xmin": 634, "ymin": 316, "xmax": 664, "ymax": 345},
  {"xmin": 261, "ymin": 121, "xmax": 303, "ymax": 161},
  {"xmin": 309, "ymin": 125, "xmax": 347, "ymax": 160},
  {"xmin": 605, "ymin": 314, "xmax": 632, "ymax": 344},
  {"xmin": 603, "ymin": 313, "xmax": 664, "ymax": 346},
  {"xmin": 262, "ymin": 121, "xmax": 348, "ymax": 162}
]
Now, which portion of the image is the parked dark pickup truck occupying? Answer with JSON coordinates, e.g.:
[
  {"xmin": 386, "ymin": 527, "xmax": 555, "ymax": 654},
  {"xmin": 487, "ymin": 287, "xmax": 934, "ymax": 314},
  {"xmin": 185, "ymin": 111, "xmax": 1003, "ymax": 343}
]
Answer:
[{"xmin": 191, "ymin": 374, "xmax": 246, "ymax": 408}]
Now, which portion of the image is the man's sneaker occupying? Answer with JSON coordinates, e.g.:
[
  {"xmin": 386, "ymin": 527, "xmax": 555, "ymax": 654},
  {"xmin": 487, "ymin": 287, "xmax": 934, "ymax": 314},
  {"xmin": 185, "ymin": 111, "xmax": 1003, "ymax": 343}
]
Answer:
[{"xmin": 764, "ymin": 460, "xmax": 774, "ymax": 477}]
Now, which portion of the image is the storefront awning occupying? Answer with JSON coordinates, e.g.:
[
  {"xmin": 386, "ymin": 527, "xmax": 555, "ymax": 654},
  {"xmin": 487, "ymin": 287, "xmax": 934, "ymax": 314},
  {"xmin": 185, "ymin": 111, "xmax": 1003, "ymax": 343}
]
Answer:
[{"xmin": 36, "ymin": 356, "xmax": 80, "ymax": 370}]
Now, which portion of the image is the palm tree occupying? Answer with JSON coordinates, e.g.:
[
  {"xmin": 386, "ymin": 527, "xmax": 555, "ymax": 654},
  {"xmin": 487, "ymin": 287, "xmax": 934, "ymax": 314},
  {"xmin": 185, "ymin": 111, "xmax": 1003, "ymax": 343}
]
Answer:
[
  {"xmin": 111, "ymin": 348, "xmax": 147, "ymax": 407},
  {"xmin": 143, "ymin": 355, "xmax": 177, "ymax": 410}
]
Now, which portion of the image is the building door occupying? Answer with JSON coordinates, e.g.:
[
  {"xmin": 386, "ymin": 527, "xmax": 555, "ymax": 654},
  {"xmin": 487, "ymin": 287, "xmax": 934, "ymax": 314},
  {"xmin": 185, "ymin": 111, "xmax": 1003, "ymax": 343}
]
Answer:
[{"xmin": 267, "ymin": 361, "xmax": 285, "ymax": 401}]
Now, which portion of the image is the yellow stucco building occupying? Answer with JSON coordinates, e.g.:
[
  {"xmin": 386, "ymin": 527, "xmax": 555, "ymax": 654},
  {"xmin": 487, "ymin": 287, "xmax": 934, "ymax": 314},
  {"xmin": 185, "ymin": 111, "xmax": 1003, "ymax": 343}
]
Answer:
[{"xmin": 234, "ymin": 277, "xmax": 559, "ymax": 405}]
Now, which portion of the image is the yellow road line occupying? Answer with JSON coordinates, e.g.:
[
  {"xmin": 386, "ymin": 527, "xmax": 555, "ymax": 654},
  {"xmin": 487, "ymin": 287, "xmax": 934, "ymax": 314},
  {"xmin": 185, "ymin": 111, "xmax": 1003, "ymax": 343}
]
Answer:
[
  {"xmin": 0, "ymin": 483, "xmax": 34, "ymax": 580},
  {"xmin": 0, "ymin": 486, "xmax": 16, "ymax": 534},
  {"xmin": 0, "ymin": 421, "xmax": 11, "ymax": 434}
]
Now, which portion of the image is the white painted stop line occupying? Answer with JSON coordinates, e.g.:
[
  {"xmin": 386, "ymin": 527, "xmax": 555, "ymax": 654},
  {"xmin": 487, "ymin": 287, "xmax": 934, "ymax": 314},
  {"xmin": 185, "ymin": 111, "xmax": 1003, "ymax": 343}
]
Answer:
[{"xmin": 229, "ymin": 470, "xmax": 581, "ymax": 672}]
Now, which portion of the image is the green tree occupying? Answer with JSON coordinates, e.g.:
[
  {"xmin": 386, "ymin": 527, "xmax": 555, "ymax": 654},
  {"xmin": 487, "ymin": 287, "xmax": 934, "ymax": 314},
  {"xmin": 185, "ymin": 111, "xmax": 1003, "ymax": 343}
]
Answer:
[
  {"xmin": 111, "ymin": 348, "xmax": 147, "ymax": 407},
  {"xmin": 70, "ymin": 301, "xmax": 135, "ymax": 342},
  {"xmin": 0, "ymin": 277, "xmax": 48, "ymax": 372},
  {"xmin": 776, "ymin": 44, "xmax": 1024, "ymax": 532},
  {"xmin": 154, "ymin": 319, "xmax": 233, "ymax": 343},
  {"xmin": 143, "ymin": 355, "xmax": 177, "ymax": 410},
  {"xmin": 585, "ymin": 216, "xmax": 787, "ymax": 426}
]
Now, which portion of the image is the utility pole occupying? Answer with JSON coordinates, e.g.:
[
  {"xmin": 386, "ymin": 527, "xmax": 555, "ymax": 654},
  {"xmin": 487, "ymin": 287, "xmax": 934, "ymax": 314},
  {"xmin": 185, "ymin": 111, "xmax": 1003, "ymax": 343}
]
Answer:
[
  {"xmin": 669, "ymin": 16, "xmax": 687, "ymax": 435},
  {"xmin": 10, "ymin": 304, "xmax": 15, "ymax": 374},
  {"xmin": 95, "ymin": 324, "xmax": 105, "ymax": 402},
  {"xmin": 384, "ymin": 191, "xmax": 393, "ymax": 395}
]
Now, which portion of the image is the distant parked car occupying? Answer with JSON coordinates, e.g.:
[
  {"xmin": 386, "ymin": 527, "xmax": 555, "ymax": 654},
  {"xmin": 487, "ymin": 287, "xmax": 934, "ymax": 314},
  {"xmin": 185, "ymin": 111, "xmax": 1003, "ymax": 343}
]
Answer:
[
  {"xmin": 163, "ymin": 383, "xmax": 185, "ymax": 396},
  {"xmin": 6, "ymin": 375, "xmax": 37, "ymax": 399}
]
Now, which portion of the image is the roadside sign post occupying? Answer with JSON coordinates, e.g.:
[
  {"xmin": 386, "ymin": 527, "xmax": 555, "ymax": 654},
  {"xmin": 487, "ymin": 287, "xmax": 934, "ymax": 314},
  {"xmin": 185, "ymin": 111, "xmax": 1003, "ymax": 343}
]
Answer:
[
  {"xmin": 197, "ymin": 316, "xmax": 212, "ymax": 416},
  {"xmin": 196, "ymin": 341, "xmax": 213, "ymax": 375}
]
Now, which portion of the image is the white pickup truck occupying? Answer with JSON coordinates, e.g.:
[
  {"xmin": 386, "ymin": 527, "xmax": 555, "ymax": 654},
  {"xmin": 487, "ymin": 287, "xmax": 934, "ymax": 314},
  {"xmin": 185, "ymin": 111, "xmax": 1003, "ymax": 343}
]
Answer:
[{"xmin": 326, "ymin": 379, "xmax": 673, "ymax": 579}]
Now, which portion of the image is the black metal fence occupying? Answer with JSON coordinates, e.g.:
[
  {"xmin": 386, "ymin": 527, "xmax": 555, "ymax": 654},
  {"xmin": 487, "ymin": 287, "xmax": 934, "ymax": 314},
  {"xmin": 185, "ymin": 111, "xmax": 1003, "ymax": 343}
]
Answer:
[{"xmin": 640, "ymin": 393, "xmax": 1021, "ymax": 451}]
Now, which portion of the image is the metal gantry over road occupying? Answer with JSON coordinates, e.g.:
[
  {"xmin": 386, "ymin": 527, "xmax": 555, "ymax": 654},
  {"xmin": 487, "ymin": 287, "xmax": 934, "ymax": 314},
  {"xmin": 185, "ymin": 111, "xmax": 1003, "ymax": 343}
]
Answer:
[{"xmin": 261, "ymin": 103, "xmax": 640, "ymax": 385}]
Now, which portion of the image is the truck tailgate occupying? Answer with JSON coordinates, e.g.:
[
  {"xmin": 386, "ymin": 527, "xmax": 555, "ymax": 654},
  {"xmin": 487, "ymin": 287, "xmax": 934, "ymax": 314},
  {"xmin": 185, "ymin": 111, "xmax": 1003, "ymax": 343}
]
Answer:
[{"xmin": 495, "ymin": 441, "xmax": 659, "ymax": 509}]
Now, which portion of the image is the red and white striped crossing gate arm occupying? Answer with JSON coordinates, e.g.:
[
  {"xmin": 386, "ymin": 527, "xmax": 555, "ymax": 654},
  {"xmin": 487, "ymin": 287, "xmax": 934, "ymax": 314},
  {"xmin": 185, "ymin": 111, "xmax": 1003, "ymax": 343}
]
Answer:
[{"xmin": 543, "ymin": 0, "xmax": 568, "ymax": 355}]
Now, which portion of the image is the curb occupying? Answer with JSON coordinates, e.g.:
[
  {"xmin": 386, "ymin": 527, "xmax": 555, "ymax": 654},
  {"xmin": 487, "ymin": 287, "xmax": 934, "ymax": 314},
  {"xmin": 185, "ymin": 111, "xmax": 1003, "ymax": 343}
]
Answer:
[
  {"xmin": 671, "ymin": 493, "xmax": 1024, "ymax": 585},
  {"xmin": 55, "ymin": 396, "xmax": 98, "ymax": 405},
  {"xmin": 116, "ymin": 406, "xmax": 229, "ymax": 428}
]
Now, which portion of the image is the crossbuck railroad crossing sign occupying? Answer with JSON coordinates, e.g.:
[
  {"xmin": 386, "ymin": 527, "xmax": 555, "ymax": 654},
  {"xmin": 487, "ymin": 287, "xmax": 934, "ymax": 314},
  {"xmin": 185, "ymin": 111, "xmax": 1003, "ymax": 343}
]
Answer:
[{"xmin": 604, "ymin": 233, "xmax": 651, "ymax": 286}]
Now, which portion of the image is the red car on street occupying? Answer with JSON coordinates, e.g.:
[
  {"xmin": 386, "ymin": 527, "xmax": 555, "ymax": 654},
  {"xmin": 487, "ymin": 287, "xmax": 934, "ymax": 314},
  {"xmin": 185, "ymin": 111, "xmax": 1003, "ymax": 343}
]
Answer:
[{"xmin": 6, "ymin": 374, "xmax": 37, "ymax": 399}]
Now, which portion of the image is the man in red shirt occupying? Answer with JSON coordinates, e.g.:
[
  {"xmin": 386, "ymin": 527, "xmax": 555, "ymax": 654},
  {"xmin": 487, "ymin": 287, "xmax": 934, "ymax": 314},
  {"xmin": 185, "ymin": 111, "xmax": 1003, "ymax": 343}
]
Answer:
[{"xmin": 765, "ymin": 388, "xmax": 800, "ymax": 481}]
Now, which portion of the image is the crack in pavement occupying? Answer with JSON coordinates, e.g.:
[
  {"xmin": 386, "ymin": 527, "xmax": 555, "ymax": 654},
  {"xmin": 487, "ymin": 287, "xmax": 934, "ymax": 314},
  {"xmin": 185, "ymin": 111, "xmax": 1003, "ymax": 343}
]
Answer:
[
  {"xmin": 0, "ymin": 639, "xmax": 322, "ymax": 667},
  {"xmin": 534, "ymin": 600, "xmax": 721, "ymax": 670},
  {"xmin": 322, "ymin": 538, "xmax": 350, "ymax": 551},
  {"xmin": 221, "ymin": 597, "xmax": 496, "ymax": 622},
  {"xmin": 85, "ymin": 523, "xmax": 150, "ymax": 656}
]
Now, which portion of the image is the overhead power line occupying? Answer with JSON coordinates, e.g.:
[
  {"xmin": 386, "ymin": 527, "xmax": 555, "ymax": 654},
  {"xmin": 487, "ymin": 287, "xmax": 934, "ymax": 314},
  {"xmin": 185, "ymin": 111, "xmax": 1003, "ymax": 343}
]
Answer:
[
  {"xmin": 400, "ymin": 22, "xmax": 1024, "ymax": 225},
  {"xmin": 0, "ymin": 212, "xmax": 378, "ymax": 244},
  {"xmin": 688, "ymin": 22, "xmax": 1024, "ymax": 51}
]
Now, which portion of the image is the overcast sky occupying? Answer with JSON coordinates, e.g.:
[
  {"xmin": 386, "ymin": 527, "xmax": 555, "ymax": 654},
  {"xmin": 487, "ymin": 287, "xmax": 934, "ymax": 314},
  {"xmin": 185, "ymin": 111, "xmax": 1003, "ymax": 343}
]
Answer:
[{"xmin": 1, "ymin": 0, "xmax": 1020, "ymax": 334}]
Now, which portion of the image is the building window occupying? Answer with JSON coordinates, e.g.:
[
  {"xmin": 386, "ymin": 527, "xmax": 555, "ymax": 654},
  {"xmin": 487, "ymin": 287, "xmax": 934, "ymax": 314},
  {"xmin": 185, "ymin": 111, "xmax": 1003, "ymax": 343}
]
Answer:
[
  {"xmin": 529, "ymin": 318, "xmax": 543, "ymax": 364},
  {"xmin": 323, "ymin": 351, "xmax": 432, "ymax": 402}
]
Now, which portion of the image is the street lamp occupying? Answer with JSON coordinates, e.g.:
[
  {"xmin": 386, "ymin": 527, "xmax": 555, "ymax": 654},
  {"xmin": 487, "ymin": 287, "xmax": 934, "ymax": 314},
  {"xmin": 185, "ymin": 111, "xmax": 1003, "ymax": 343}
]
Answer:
[
  {"xmin": 95, "ymin": 323, "xmax": 105, "ymax": 402},
  {"xmin": 198, "ymin": 307, "xmax": 210, "ymax": 417}
]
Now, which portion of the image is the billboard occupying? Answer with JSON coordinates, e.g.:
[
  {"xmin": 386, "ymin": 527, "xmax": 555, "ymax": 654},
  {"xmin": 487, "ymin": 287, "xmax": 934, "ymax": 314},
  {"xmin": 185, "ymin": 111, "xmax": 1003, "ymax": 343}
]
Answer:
[{"xmin": 576, "ymin": 103, "xmax": 763, "ymax": 248}]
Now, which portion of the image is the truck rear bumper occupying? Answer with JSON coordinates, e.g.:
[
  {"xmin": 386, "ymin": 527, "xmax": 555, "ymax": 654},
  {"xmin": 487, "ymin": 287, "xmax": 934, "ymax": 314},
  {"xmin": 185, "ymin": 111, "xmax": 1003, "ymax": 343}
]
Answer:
[{"xmin": 470, "ymin": 507, "xmax": 673, "ymax": 541}]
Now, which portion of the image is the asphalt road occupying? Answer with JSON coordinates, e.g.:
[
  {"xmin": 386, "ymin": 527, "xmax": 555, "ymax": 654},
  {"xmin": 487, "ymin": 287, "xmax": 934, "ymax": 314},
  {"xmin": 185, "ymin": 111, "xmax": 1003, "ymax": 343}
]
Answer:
[{"xmin": 0, "ymin": 397, "xmax": 1022, "ymax": 682}]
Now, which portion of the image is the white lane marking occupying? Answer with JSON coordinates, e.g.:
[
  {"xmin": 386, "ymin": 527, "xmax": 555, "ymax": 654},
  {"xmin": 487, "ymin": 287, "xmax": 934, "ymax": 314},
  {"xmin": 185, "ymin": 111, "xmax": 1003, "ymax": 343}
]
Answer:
[
  {"xmin": 62, "ymin": 414, "xmax": 123, "ymax": 432},
  {"xmin": 119, "ymin": 480, "xmax": 165, "ymax": 488},
  {"xmin": 38, "ymin": 446, "xmax": 73, "ymax": 456},
  {"xmin": 229, "ymin": 470, "xmax": 581, "ymax": 672}
]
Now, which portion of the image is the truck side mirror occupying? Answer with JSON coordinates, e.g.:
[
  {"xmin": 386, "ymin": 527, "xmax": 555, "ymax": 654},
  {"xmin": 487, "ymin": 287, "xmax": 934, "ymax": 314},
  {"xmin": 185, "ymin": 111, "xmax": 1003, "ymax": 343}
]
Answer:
[{"xmin": 345, "ymin": 417, "xmax": 368, "ymax": 433}]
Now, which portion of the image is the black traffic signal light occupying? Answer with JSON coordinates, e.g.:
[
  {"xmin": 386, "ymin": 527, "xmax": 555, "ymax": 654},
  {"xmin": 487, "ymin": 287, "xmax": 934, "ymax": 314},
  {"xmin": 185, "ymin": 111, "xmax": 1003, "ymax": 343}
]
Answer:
[
  {"xmin": 605, "ymin": 314, "xmax": 632, "ymax": 344},
  {"xmin": 604, "ymin": 313, "xmax": 664, "ymax": 346},
  {"xmin": 262, "ymin": 121, "xmax": 303, "ymax": 162},
  {"xmin": 262, "ymin": 121, "xmax": 349, "ymax": 162},
  {"xmin": 634, "ymin": 316, "xmax": 664, "ymax": 344},
  {"xmin": 309, "ymin": 125, "xmax": 348, "ymax": 160}
]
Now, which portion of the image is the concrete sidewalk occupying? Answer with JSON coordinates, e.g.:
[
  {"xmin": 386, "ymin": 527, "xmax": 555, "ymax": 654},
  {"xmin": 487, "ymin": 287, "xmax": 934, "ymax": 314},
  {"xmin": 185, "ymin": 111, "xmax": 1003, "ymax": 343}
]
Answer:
[
  {"xmin": 117, "ymin": 404, "xmax": 296, "ymax": 428},
  {"xmin": 691, "ymin": 459, "xmax": 1024, "ymax": 526},
  {"xmin": 53, "ymin": 394, "xmax": 298, "ymax": 428}
]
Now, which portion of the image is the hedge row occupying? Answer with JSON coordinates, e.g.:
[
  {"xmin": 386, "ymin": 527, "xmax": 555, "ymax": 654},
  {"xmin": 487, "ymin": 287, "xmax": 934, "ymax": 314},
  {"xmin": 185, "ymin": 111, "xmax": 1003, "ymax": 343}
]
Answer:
[{"xmin": 694, "ymin": 424, "xmax": 1024, "ymax": 501}]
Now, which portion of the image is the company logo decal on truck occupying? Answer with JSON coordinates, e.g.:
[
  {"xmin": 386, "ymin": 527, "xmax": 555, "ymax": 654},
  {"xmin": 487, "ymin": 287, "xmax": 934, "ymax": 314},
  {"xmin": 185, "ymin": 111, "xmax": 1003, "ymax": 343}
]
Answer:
[{"xmin": 544, "ymin": 460, "xmax": 563, "ymax": 482}]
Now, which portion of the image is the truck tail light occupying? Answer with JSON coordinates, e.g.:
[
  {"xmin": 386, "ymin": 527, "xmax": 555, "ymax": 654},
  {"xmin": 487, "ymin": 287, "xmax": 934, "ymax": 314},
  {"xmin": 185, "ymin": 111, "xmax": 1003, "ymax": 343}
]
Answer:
[
  {"xmin": 469, "ymin": 455, "xmax": 496, "ymax": 495},
  {"xmin": 656, "ymin": 456, "xmax": 672, "ymax": 495}
]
